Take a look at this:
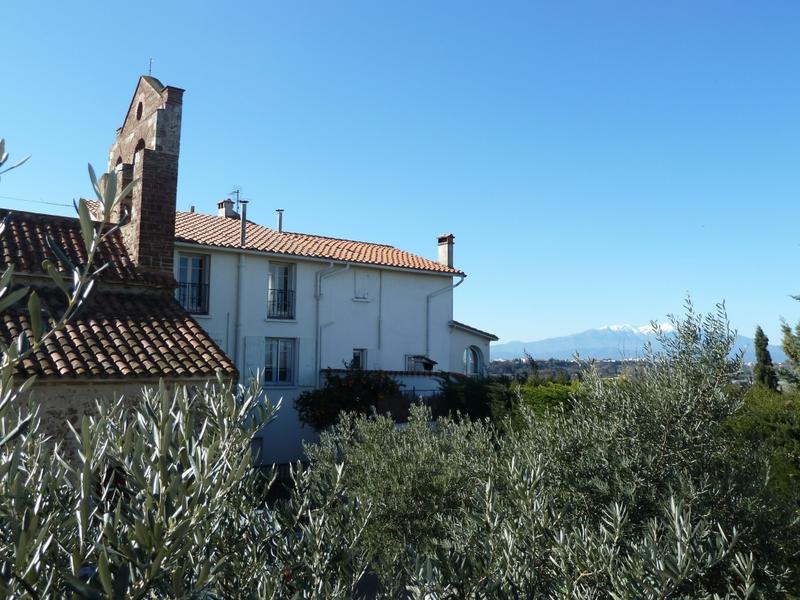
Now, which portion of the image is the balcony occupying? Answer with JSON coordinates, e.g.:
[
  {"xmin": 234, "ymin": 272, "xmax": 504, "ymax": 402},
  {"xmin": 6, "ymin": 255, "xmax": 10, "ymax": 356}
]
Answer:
[
  {"xmin": 176, "ymin": 281, "xmax": 209, "ymax": 315},
  {"xmin": 267, "ymin": 288, "xmax": 295, "ymax": 319}
]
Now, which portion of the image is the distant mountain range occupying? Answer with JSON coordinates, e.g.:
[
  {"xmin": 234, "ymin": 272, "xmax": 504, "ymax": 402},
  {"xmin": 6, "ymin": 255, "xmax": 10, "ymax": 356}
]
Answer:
[{"xmin": 491, "ymin": 324, "xmax": 787, "ymax": 364}]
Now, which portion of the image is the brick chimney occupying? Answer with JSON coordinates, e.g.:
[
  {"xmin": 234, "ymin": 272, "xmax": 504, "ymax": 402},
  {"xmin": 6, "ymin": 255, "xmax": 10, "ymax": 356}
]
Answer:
[
  {"xmin": 437, "ymin": 234, "xmax": 455, "ymax": 268},
  {"xmin": 107, "ymin": 76, "xmax": 184, "ymax": 274}
]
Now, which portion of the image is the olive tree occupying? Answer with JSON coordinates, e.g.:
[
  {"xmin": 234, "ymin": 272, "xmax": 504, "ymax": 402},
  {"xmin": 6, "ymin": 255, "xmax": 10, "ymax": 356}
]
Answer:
[{"xmin": 304, "ymin": 301, "xmax": 796, "ymax": 597}]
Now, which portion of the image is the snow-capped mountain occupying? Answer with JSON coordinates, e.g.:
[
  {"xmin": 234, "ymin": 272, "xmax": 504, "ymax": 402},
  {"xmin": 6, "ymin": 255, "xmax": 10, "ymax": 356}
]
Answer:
[
  {"xmin": 491, "ymin": 324, "xmax": 785, "ymax": 363},
  {"xmin": 598, "ymin": 323, "xmax": 676, "ymax": 335}
]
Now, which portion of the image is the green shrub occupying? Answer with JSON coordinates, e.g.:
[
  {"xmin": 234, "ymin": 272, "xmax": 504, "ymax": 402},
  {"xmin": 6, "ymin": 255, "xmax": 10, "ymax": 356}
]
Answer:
[
  {"xmin": 729, "ymin": 384, "xmax": 800, "ymax": 508},
  {"xmin": 437, "ymin": 376, "xmax": 519, "ymax": 422},
  {"xmin": 518, "ymin": 379, "xmax": 582, "ymax": 414},
  {"xmin": 725, "ymin": 385, "xmax": 800, "ymax": 593},
  {"xmin": 303, "ymin": 301, "xmax": 799, "ymax": 596},
  {"xmin": 295, "ymin": 368, "xmax": 401, "ymax": 430},
  {"xmin": 306, "ymin": 407, "xmax": 498, "ymax": 589}
]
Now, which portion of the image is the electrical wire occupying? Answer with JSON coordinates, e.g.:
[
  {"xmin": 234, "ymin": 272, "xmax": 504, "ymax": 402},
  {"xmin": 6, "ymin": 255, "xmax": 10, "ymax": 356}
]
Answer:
[{"xmin": 0, "ymin": 195, "xmax": 71, "ymax": 207}]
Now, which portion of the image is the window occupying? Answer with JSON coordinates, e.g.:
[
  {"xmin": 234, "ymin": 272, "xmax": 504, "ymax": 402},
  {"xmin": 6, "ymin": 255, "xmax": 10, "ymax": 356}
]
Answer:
[
  {"xmin": 353, "ymin": 270, "xmax": 374, "ymax": 300},
  {"xmin": 176, "ymin": 254, "xmax": 209, "ymax": 314},
  {"xmin": 463, "ymin": 346, "xmax": 483, "ymax": 376},
  {"xmin": 267, "ymin": 262, "xmax": 295, "ymax": 319},
  {"xmin": 265, "ymin": 338, "xmax": 295, "ymax": 385},
  {"xmin": 352, "ymin": 348, "xmax": 367, "ymax": 369}
]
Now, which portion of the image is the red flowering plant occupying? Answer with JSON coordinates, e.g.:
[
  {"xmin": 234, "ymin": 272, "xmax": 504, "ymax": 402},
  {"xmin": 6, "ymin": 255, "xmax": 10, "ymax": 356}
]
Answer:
[{"xmin": 295, "ymin": 366, "xmax": 402, "ymax": 430}]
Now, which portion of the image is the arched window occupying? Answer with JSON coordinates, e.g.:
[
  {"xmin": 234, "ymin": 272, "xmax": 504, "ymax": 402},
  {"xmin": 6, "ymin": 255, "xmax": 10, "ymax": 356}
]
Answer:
[
  {"xmin": 115, "ymin": 156, "xmax": 123, "ymax": 167},
  {"xmin": 131, "ymin": 138, "xmax": 145, "ymax": 166},
  {"xmin": 463, "ymin": 346, "xmax": 482, "ymax": 376}
]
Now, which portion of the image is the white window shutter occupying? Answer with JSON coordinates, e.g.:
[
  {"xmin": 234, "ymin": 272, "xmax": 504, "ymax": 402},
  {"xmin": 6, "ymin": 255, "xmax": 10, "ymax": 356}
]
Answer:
[{"xmin": 243, "ymin": 336, "xmax": 266, "ymax": 386}]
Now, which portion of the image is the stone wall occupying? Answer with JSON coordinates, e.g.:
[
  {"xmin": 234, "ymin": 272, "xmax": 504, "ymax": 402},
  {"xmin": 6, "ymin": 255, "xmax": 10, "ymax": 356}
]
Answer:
[
  {"xmin": 21, "ymin": 380, "xmax": 194, "ymax": 462},
  {"xmin": 34, "ymin": 381, "xmax": 137, "ymax": 425}
]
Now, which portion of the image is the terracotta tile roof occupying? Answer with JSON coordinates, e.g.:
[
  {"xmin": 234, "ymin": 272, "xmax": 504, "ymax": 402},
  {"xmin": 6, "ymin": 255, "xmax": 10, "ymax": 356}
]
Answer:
[
  {"xmin": 0, "ymin": 208, "xmax": 237, "ymax": 380},
  {"xmin": 0, "ymin": 209, "xmax": 171, "ymax": 287},
  {"xmin": 173, "ymin": 210, "xmax": 465, "ymax": 276},
  {"xmin": 1, "ymin": 285, "xmax": 236, "ymax": 380}
]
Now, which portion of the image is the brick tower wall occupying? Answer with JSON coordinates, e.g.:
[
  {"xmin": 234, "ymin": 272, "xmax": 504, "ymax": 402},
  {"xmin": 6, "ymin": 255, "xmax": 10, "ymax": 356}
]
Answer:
[
  {"xmin": 107, "ymin": 77, "xmax": 183, "ymax": 275},
  {"xmin": 125, "ymin": 148, "xmax": 178, "ymax": 272}
]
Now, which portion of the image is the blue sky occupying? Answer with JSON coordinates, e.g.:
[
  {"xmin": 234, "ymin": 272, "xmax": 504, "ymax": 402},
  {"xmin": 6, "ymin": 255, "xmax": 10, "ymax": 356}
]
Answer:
[{"xmin": 1, "ymin": 1, "xmax": 799, "ymax": 344}]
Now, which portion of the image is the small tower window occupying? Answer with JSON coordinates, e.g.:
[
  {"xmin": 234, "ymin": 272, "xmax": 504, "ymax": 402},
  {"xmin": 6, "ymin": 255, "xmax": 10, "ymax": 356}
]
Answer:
[
  {"xmin": 136, "ymin": 101, "xmax": 143, "ymax": 120},
  {"xmin": 131, "ymin": 139, "xmax": 146, "ymax": 168}
]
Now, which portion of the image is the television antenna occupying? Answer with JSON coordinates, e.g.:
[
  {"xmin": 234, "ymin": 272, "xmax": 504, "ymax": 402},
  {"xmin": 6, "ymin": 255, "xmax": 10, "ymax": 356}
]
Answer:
[{"xmin": 229, "ymin": 186, "xmax": 243, "ymax": 211}]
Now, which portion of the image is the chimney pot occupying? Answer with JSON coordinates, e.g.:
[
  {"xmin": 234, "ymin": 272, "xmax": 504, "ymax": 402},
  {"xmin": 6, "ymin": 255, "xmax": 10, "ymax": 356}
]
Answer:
[
  {"xmin": 276, "ymin": 208, "xmax": 284, "ymax": 232},
  {"xmin": 161, "ymin": 86, "xmax": 185, "ymax": 106},
  {"xmin": 239, "ymin": 200, "xmax": 249, "ymax": 246},
  {"xmin": 217, "ymin": 199, "xmax": 239, "ymax": 219},
  {"xmin": 437, "ymin": 233, "xmax": 455, "ymax": 268}
]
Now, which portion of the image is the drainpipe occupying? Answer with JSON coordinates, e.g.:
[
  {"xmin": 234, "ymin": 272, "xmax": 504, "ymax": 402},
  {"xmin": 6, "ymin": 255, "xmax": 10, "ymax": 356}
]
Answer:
[
  {"xmin": 233, "ymin": 201, "xmax": 249, "ymax": 378},
  {"xmin": 426, "ymin": 275, "xmax": 465, "ymax": 358},
  {"xmin": 377, "ymin": 270, "xmax": 383, "ymax": 350},
  {"xmin": 314, "ymin": 262, "xmax": 350, "ymax": 386}
]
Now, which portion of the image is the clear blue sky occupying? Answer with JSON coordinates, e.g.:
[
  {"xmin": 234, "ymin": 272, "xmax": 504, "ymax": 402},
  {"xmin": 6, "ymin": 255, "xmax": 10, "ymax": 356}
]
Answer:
[{"xmin": 1, "ymin": 1, "xmax": 799, "ymax": 344}]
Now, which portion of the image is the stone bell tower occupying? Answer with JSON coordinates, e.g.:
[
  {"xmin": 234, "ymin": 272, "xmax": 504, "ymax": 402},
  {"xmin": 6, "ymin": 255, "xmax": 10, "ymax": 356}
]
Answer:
[{"xmin": 107, "ymin": 76, "xmax": 184, "ymax": 274}]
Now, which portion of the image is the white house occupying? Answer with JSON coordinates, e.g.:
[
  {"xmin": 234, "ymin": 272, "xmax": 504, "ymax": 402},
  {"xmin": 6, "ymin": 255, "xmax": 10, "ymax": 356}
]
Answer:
[
  {"xmin": 97, "ymin": 76, "xmax": 497, "ymax": 463},
  {"xmin": 172, "ymin": 200, "xmax": 497, "ymax": 463},
  {"xmin": 84, "ymin": 75, "xmax": 494, "ymax": 463}
]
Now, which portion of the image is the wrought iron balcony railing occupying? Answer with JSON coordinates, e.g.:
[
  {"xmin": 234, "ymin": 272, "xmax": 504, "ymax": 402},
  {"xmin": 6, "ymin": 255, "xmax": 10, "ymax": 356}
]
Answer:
[
  {"xmin": 176, "ymin": 281, "xmax": 210, "ymax": 315},
  {"xmin": 267, "ymin": 288, "xmax": 295, "ymax": 319}
]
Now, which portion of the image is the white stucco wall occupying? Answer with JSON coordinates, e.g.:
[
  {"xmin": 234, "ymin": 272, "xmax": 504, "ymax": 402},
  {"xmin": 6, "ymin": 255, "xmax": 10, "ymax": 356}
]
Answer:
[
  {"xmin": 448, "ymin": 328, "xmax": 492, "ymax": 377},
  {"xmin": 174, "ymin": 244, "xmax": 458, "ymax": 464}
]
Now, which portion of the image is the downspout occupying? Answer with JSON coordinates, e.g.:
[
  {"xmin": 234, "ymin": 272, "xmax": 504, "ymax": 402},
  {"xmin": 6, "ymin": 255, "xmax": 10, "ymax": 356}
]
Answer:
[
  {"xmin": 315, "ymin": 262, "xmax": 350, "ymax": 387},
  {"xmin": 377, "ymin": 270, "xmax": 383, "ymax": 350},
  {"xmin": 426, "ymin": 275, "xmax": 465, "ymax": 357},
  {"xmin": 233, "ymin": 201, "xmax": 249, "ymax": 378}
]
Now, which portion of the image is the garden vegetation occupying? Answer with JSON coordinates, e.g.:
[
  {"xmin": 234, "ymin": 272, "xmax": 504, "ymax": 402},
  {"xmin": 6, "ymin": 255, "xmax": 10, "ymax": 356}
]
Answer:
[{"xmin": 0, "ymin": 140, "xmax": 798, "ymax": 598}]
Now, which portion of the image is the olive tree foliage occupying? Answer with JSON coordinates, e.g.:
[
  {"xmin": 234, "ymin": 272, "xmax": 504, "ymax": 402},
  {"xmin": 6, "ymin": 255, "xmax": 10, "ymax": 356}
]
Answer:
[
  {"xmin": 305, "ymin": 301, "xmax": 797, "ymax": 597},
  {"xmin": 3, "ymin": 372, "xmax": 372, "ymax": 599},
  {"xmin": 0, "ymin": 139, "xmax": 136, "ymax": 597}
]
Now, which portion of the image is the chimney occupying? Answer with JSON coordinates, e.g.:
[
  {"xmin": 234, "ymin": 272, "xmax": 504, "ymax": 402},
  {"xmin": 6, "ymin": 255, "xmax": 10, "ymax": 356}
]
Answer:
[
  {"xmin": 239, "ymin": 200, "xmax": 249, "ymax": 246},
  {"xmin": 107, "ymin": 76, "xmax": 184, "ymax": 275},
  {"xmin": 217, "ymin": 198, "xmax": 239, "ymax": 218},
  {"xmin": 276, "ymin": 208, "xmax": 284, "ymax": 232},
  {"xmin": 437, "ymin": 234, "xmax": 455, "ymax": 268}
]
